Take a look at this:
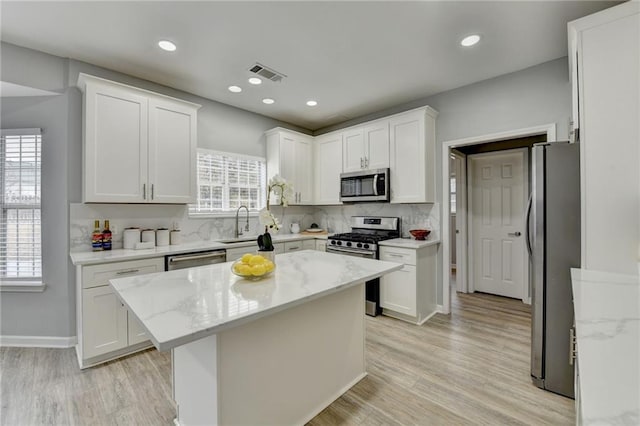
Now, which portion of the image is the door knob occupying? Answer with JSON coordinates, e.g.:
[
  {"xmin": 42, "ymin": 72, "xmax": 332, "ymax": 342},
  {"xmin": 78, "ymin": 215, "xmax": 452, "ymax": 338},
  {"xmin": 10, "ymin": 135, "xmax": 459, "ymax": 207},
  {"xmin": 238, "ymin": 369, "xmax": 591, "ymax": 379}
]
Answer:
[{"xmin": 508, "ymin": 231, "xmax": 522, "ymax": 237}]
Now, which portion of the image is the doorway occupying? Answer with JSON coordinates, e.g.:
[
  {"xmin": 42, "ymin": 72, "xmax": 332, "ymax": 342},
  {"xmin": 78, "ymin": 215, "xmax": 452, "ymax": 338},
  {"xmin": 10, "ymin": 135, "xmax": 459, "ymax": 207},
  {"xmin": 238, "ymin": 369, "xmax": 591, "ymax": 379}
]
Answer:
[{"xmin": 441, "ymin": 124, "xmax": 556, "ymax": 314}]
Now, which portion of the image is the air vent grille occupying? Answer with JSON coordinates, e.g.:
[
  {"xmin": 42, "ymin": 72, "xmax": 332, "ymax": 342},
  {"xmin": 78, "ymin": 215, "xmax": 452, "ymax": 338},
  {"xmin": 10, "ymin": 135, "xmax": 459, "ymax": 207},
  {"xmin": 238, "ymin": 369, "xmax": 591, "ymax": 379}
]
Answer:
[{"xmin": 249, "ymin": 63, "xmax": 286, "ymax": 83}]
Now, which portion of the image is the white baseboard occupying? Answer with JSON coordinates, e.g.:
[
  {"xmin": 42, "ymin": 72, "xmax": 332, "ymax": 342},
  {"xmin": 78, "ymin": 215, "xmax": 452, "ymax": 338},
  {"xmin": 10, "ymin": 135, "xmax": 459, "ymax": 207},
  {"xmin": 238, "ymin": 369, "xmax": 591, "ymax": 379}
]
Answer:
[
  {"xmin": 436, "ymin": 304, "xmax": 445, "ymax": 313},
  {"xmin": 0, "ymin": 335, "xmax": 77, "ymax": 348}
]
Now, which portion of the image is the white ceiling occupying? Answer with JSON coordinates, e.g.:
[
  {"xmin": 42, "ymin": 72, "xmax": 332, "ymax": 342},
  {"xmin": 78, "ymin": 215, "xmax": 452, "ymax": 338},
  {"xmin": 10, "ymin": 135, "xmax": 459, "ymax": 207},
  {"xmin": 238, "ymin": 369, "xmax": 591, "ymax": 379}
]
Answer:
[{"xmin": 0, "ymin": 1, "xmax": 616, "ymax": 131}]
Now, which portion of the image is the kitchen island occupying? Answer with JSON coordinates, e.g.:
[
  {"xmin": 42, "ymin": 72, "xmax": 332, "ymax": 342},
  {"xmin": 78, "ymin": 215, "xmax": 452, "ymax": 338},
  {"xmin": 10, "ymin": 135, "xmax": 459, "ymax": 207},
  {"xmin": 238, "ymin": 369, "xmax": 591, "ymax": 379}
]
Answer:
[{"xmin": 110, "ymin": 250, "xmax": 402, "ymax": 426}]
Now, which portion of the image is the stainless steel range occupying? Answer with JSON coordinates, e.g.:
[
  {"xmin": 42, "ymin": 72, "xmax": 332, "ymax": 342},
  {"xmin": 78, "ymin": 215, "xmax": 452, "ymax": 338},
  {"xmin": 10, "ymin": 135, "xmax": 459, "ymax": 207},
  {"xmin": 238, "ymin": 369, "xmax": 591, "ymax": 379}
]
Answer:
[{"xmin": 327, "ymin": 216, "xmax": 400, "ymax": 316}]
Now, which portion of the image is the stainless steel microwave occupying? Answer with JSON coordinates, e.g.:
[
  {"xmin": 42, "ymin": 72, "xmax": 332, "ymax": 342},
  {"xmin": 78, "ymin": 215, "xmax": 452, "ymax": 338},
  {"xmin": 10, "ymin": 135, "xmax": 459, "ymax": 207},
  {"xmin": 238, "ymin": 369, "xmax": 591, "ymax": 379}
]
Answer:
[{"xmin": 340, "ymin": 168, "xmax": 390, "ymax": 202}]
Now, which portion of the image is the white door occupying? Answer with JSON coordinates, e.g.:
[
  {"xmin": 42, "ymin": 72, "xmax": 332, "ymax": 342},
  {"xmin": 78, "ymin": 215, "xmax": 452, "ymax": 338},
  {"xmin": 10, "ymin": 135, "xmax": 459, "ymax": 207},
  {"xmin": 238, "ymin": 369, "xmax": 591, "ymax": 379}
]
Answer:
[
  {"xmin": 342, "ymin": 128, "xmax": 365, "ymax": 172},
  {"xmin": 148, "ymin": 97, "xmax": 197, "ymax": 203},
  {"xmin": 470, "ymin": 149, "xmax": 527, "ymax": 299},
  {"xmin": 363, "ymin": 121, "xmax": 389, "ymax": 170},
  {"xmin": 82, "ymin": 286, "xmax": 128, "ymax": 359},
  {"xmin": 314, "ymin": 133, "xmax": 343, "ymax": 204}
]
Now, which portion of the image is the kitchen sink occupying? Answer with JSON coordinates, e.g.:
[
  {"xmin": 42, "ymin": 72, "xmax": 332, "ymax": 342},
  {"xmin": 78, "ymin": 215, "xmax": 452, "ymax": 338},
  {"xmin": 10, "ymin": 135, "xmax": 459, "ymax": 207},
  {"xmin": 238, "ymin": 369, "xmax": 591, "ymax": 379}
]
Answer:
[{"xmin": 217, "ymin": 237, "xmax": 258, "ymax": 244}]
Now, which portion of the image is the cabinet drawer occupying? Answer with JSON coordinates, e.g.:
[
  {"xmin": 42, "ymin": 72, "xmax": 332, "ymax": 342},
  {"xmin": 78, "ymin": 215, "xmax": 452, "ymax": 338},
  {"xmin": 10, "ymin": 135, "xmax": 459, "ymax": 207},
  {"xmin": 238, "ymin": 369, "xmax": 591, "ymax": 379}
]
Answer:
[
  {"xmin": 379, "ymin": 247, "xmax": 416, "ymax": 265},
  {"xmin": 284, "ymin": 241, "xmax": 304, "ymax": 252},
  {"xmin": 226, "ymin": 247, "xmax": 252, "ymax": 262},
  {"xmin": 82, "ymin": 258, "xmax": 164, "ymax": 289}
]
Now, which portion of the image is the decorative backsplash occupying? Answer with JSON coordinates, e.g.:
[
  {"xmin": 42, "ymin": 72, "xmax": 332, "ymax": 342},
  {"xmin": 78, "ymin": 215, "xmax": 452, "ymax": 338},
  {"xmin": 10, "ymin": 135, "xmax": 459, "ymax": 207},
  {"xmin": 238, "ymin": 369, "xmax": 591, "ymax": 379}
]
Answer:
[{"xmin": 69, "ymin": 202, "xmax": 439, "ymax": 252}]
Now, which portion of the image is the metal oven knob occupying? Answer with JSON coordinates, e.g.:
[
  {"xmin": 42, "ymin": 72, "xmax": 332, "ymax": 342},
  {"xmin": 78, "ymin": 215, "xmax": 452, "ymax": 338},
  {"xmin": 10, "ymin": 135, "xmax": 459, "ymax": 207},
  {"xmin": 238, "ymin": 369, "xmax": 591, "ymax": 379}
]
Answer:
[
  {"xmin": 331, "ymin": 240, "xmax": 336, "ymax": 245},
  {"xmin": 337, "ymin": 241, "xmax": 342, "ymax": 246},
  {"xmin": 363, "ymin": 244, "xmax": 370, "ymax": 249},
  {"xmin": 346, "ymin": 242, "xmax": 352, "ymax": 247},
  {"xmin": 357, "ymin": 243, "xmax": 362, "ymax": 248}
]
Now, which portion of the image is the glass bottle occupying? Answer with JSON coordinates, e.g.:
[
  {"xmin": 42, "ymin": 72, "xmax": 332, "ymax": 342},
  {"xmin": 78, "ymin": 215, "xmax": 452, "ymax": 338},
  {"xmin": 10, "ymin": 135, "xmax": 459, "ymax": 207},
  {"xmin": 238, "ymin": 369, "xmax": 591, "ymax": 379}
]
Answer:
[
  {"xmin": 91, "ymin": 220, "xmax": 103, "ymax": 251},
  {"xmin": 102, "ymin": 220, "xmax": 112, "ymax": 251}
]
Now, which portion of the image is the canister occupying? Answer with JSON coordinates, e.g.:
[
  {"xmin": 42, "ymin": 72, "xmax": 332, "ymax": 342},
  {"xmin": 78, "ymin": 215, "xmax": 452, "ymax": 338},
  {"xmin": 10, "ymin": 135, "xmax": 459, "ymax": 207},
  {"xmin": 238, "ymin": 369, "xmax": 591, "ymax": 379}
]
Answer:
[
  {"xmin": 141, "ymin": 229, "xmax": 156, "ymax": 246},
  {"xmin": 123, "ymin": 228, "xmax": 141, "ymax": 249},
  {"xmin": 170, "ymin": 230, "xmax": 181, "ymax": 245},
  {"xmin": 156, "ymin": 228, "xmax": 170, "ymax": 247}
]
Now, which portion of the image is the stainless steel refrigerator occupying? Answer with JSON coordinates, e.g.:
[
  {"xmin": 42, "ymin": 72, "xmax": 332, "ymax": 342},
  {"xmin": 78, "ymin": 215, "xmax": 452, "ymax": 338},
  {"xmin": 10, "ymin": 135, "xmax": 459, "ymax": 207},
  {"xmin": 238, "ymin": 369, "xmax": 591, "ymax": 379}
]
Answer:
[{"xmin": 528, "ymin": 141, "xmax": 580, "ymax": 399}]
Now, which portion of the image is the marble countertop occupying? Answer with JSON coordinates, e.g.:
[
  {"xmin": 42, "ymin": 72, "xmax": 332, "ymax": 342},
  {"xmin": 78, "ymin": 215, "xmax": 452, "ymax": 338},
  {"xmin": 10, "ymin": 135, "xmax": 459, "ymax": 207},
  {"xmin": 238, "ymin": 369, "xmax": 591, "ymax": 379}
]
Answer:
[
  {"xmin": 110, "ymin": 250, "xmax": 402, "ymax": 351},
  {"xmin": 571, "ymin": 268, "xmax": 640, "ymax": 425},
  {"xmin": 70, "ymin": 233, "xmax": 327, "ymax": 265},
  {"xmin": 379, "ymin": 237, "xmax": 440, "ymax": 249}
]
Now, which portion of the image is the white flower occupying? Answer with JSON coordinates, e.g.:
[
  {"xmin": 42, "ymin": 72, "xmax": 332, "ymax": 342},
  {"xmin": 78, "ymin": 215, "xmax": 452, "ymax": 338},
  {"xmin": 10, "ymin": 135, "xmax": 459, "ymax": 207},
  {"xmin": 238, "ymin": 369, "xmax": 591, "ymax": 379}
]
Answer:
[
  {"xmin": 259, "ymin": 208, "xmax": 281, "ymax": 232},
  {"xmin": 267, "ymin": 174, "xmax": 294, "ymax": 207}
]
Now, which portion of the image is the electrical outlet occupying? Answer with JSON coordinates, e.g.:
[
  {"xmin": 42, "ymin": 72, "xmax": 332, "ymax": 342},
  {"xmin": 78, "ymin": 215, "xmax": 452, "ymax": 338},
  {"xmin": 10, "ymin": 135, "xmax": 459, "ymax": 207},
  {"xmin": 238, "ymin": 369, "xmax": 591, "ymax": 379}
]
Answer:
[{"xmin": 111, "ymin": 225, "xmax": 119, "ymax": 235}]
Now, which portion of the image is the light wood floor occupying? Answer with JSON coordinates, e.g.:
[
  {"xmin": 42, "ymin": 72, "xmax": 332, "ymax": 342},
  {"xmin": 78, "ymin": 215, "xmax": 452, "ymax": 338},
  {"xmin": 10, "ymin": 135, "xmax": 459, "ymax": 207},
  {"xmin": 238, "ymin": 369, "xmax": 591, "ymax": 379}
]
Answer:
[{"xmin": 1, "ymin": 289, "xmax": 574, "ymax": 425}]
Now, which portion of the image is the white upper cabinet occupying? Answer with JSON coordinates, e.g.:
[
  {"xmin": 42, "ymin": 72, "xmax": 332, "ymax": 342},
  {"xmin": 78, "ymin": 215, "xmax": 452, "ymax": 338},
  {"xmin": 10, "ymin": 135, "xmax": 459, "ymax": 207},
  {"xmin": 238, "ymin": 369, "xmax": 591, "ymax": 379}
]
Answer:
[
  {"xmin": 389, "ymin": 107, "xmax": 438, "ymax": 203},
  {"xmin": 266, "ymin": 128, "xmax": 313, "ymax": 205},
  {"xmin": 314, "ymin": 132, "xmax": 343, "ymax": 205},
  {"xmin": 568, "ymin": 2, "xmax": 639, "ymax": 274},
  {"xmin": 78, "ymin": 73, "xmax": 199, "ymax": 204},
  {"xmin": 342, "ymin": 120, "xmax": 389, "ymax": 172}
]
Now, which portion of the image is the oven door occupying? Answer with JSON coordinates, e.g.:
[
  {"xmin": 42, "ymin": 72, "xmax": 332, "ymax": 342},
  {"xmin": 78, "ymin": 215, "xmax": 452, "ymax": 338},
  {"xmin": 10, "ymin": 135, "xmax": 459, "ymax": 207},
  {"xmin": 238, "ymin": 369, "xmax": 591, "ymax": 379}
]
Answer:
[{"xmin": 326, "ymin": 245, "xmax": 381, "ymax": 316}]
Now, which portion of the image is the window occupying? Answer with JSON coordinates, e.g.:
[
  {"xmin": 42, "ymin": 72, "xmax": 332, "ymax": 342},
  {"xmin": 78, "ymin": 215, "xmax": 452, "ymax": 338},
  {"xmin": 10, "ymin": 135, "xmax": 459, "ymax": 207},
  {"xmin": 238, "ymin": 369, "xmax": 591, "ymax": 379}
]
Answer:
[
  {"xmin": 1, "ymin": 129, "xmax": 42, "ymax": 286},
  {"xmin": 190, "ymin": 149, "xmax": 266, "ymax": 216}
]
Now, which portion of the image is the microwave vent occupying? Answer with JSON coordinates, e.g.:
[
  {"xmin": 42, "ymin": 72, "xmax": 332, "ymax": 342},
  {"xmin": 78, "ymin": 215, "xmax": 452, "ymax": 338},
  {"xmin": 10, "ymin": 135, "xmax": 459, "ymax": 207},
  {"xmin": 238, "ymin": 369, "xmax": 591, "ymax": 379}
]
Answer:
[{"xmin": 249, "ymin": 63, "xmax": 286, "ymax": 83}]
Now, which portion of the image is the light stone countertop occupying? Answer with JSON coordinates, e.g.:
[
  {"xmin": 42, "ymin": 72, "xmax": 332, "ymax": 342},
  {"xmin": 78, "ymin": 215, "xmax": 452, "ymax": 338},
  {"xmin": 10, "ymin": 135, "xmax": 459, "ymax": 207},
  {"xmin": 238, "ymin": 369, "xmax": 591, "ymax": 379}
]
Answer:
[
  {"xmin": 379, "ymin": 237, "xmax": 440, "ymax": 249},
  {"xmin": 70, "ymin": 233, "xmax": 327, "ymax": 265},
  {"xmin": 109, "ymin": 250, "xmax": 402, "ymax": 351},
  {"xmin": 571, "ymin": 268, "xmax": 640, "ymax": 425}
]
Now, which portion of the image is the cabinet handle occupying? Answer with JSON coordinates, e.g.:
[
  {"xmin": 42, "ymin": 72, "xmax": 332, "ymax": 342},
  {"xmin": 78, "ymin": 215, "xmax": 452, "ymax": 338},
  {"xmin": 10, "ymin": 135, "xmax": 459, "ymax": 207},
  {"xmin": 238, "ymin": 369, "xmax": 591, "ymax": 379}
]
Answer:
[
  {"xmin": 360, "ymin": 157, "xmax": 364, "ymax": 168},
  {"xmin": 387, "ymin": 253, "xmax": 404, "ymax": 258},
  {"xmin": 143, "ymin": 184, "xmax": 146, "ymax": 200},
  {"xmin": 365, "ymin": 157, "xmax": 369, "ymax": 168},
  {"xmin": 116, "ymin": 269, "xmax": 140, "ymax": 275},
  {"xmin": 288, "ymin": 246, "xmax": 300, "ymax": 251},
  {"xmin": 569, "ymin": 327, "xmax": 577, "ymax": 366},
  {"xmin": 151, "ymin": 184, "xmax": 154, "ymax": 200},
  {"xmin": 508, "ymin": 232, "xmax": 522, "ymax": 237}
]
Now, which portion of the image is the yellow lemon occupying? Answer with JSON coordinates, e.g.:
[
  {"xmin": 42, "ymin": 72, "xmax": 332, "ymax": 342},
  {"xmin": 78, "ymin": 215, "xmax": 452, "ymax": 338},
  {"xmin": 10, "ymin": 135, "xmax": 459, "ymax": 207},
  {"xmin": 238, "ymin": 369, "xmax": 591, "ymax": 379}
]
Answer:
[
  {"xmin": 241, "ymin": 253, "xmax": 254, "ymax": 264},
  {"xmin": 249, "ymin": 255, "xmax": 266, "ymax": 266},
  {"xmin": 264, "ymin": 261, "xmax": 275, "ymax": 272},
  {"xmin": 251, "ymin": 264, "xmax": 267, "ymax": 276},
  {"xmin": 236, "ymin": 264, "xmax": 252, "ymax": 276}
]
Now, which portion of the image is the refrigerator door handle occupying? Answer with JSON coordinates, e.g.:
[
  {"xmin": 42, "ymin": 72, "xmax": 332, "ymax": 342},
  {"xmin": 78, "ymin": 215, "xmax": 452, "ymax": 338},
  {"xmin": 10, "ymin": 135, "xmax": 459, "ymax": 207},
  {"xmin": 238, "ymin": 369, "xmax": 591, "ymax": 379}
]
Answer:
[{"xmin": 525, "ymin": 193, "xmax": 533, "ymax": 256}]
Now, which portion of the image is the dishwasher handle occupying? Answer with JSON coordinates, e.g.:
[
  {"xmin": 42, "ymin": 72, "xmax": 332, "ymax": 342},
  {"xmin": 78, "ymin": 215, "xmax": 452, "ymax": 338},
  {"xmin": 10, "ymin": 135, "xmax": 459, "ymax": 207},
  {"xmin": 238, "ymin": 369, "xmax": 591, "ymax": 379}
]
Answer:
[{"xmin": 168, "ymin": 251, "xmax": 226, "ymax": 263}]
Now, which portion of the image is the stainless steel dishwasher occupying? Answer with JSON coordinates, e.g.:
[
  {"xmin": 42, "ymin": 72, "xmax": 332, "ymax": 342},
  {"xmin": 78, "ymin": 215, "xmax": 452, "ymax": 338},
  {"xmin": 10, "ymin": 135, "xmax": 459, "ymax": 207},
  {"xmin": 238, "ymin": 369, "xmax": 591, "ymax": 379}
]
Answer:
[{"xmin": 165, "ymin": 249, "xmax": 227, "ymax": 271}]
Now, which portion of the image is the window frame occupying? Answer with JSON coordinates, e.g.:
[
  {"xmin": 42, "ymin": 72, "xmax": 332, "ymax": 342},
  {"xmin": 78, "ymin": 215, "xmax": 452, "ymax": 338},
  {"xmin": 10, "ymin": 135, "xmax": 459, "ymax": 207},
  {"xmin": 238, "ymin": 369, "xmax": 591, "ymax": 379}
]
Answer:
[
  {"xmin": 0, "ymin": 128, "xmax": 45, "ymax": 292},
  {"xmin": 189, "ymin": 148, "xmax": 267, "ymax": 218}
]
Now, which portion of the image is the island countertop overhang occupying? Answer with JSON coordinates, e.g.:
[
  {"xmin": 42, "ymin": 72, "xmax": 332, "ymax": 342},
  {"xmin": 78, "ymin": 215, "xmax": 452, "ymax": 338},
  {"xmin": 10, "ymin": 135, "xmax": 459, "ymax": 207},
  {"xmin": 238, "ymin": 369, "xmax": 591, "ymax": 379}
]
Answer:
[{"xmin": 110, "ymin": 250, "xmax": 403, "ymax": 351}]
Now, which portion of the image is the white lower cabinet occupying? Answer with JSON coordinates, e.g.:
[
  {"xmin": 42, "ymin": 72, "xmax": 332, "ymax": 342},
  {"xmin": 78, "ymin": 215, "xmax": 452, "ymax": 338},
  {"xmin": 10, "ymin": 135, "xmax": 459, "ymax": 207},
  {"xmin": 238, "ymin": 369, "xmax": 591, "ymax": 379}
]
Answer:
[
  {"xmin": 284, "ymin": 241, "xmax": 304, "ymax": 252},
  {"xmin": 379, "ymin": 244, "xmax": 438, "ymax": 324},
  {"xmin": 315, "ymin": 239, "xmax": 327, "ymax": 252},
  {"xmin": 77, "ymin": 257, "xmax": 164, "ymax": 368}
]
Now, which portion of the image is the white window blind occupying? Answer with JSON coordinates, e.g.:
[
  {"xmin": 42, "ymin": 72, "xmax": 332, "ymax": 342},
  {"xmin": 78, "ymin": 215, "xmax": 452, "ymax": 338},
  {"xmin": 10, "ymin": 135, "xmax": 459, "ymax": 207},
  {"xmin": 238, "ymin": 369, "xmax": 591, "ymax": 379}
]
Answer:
[
  {"xmin": 1, "ymin": 129, "xmax": 42, "ymax": 282},
  {"xmin": 190, "ymin": 149, "xmax": 266, "ymax": 215}
]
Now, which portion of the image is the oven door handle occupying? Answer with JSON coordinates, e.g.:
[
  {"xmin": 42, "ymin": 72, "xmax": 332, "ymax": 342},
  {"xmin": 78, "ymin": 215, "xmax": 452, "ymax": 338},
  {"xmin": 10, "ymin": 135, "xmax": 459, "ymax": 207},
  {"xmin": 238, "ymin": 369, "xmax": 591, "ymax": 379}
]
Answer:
[
  {"xmin": 327, "ymin": 246, "xmax": 376, "ymax": 258},
  {"xmin": 373, "ymin": 174, "xmax": 379, "ymax": 196}
]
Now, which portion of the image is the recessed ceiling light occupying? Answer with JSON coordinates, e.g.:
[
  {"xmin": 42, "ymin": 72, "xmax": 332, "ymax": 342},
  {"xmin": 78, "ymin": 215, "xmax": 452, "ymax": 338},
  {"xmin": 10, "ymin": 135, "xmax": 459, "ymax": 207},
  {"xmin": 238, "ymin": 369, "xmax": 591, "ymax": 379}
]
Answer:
[
  {"xmin": 306, "ymin": 100, "xmax": 318, "ymax": 107},
  {"xmin": 460, "ymin": 34, "xmax": 481, "ymax": 47},
  {"xmin": 158, "ymin": 40, "xmax": 177, "ymax": 52},
  {"xmin": 248, "ymin": 77, "xmax": 262, "ymax": 85},
  {"xmin": 262, "ymin": 98, "xmax": 275, "ymax": 105},
  {"xmin": 228, "ymin": 85, "xmax": 242, "ymax": 93}
]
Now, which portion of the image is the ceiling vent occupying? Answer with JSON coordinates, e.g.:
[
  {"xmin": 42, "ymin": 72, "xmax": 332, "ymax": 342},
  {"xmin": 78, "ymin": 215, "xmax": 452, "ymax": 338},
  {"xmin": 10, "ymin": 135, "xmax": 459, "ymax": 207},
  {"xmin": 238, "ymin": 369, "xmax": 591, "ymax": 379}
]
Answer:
[{"xmin": 249, "ymin": 63, "xmax": 286, "ymax": 83}]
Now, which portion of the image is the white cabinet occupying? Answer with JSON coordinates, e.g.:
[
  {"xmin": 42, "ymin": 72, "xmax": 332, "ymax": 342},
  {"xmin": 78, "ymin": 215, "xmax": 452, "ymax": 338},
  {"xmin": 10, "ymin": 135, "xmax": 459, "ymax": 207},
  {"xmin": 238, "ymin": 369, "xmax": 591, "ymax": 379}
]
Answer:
[
  {"xmin": 76, "ymin": 257, "xmax": 164, "ymax": 368},
  {"xmin": 266, "ymin": 128, "xmax": 313, "ymax": 205},
  {"xmin": 78, "ymin": 73, "xmax": 199, "ymax": 204},
  {"xmin": 568, "ymin": 2, "xmax": 640, "ymax": 275},
  {"xmin": 342, "ymin": 120, "xmax": 389, "ymax": 172},
  {"xmin": 315, "ymin": 239, "xmax": 327, "ymax": 252},
  {"xmin": 302, "ymin": 239, "xmax": 316, "ymax": 250},
  {"xmin": 226, "ymin": 247, "xmax": 251, "ymax": 262},
  {"xmin": 314, "ymin": 132, "xmax": 343, "ymax": 205},
  {"xmin": 389, "ymin": 107, "xmax": 438, "ymax": 203},
  {"xmin": 379, "ymin": 244, "xmax": 437, "ymax": 324},
  {"xmin": 284, "ymin": 241, "xmax": 304, "ymax": 252}
]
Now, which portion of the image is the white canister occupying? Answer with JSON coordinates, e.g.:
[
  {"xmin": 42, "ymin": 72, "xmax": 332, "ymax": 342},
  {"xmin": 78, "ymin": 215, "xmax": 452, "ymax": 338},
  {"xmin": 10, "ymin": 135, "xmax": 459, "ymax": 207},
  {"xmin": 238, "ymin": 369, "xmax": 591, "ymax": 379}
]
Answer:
[
  {"xmin": 156, "ymin": 228, "xmax": 170, "ymax": 247},
  {"xmin": 123, "ymin": 228, "xmax": 141, "ymax": 249},
  {"xmin": 170, "ymin": 230, "xmax": 181, "ymax": 245},
  {"xmin": 141, "ymin": 229, "xmax": 156, "ymax": 246}
]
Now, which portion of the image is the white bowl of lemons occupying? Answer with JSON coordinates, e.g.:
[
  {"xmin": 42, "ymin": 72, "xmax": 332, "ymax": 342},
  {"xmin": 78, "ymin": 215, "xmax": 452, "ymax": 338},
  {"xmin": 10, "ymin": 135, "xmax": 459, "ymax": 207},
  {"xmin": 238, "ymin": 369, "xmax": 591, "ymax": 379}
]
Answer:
[{"xmin": 231, "ymin": 253, "xmax": 276, "ymax": 280}]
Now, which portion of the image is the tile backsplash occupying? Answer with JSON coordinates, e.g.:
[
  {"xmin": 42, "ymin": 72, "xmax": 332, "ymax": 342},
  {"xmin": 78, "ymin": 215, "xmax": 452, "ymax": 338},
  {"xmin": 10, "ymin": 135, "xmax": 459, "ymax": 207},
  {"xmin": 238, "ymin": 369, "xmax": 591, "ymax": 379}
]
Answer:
[{"xmin": 70, "ymin": 202, "xmax": 439, "ymax": 252}]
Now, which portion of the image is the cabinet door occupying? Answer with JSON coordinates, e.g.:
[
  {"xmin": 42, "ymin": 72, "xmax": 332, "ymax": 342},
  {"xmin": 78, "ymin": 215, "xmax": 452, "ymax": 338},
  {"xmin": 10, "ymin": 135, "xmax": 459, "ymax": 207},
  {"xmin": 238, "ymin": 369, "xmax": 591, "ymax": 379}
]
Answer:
[
  {"xmin": 294, "ymin": 137, "xmax": 314, "ymax": 204},
  {"xmin": 84, "ymin": 82, "xmax": 147, "ymax": 202},
  {"xmin": 273, "ymin": 242, "xmax": 285, "ymax": 254},
  {"xmin": 148, "ymin": 97, "xmax": 197, "ymax": 203},
  {"xmin": 314, "ymin": 133, "xmax": 343, "ymax": 204},
  {"xmin": 82, "ymin": 286, "xmax": 128, "ymax": 359},
  {"xmin": 128, "ymin": 313, "xmax": 150, "ymax": 346},
  {"xmin": 315, "ymin": 240, "xmax": 327, "ymax": 252},
  {"xmin": 389, "ymin": 111, "xmax": 429, "ymax": 203},
  {"xmin": 226, "ymin": 247, "xmax": 252, "ymax": 262},
  {"xmin": 302, "ymin": 239, "xmax": 316, "ymax": 250},
  {"xmin": 342, "ymin": 128, "xmax": 365, "ymax": 172},
  {"xmin": 380, "ymin": 265, "xmax": 417, "ymax": 317},
  {"xmin": 363, "ymin": 121, "xmax": 389, "ymax": 170}
]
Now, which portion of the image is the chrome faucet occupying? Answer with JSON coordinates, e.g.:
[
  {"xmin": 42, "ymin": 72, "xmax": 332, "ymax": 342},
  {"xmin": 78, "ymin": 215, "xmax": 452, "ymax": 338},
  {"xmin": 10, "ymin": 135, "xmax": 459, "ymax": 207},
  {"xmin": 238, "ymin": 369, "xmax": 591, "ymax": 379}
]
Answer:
[{"xmin": 235, "ymin": 206, "xmax": 250, "ymax": 238}]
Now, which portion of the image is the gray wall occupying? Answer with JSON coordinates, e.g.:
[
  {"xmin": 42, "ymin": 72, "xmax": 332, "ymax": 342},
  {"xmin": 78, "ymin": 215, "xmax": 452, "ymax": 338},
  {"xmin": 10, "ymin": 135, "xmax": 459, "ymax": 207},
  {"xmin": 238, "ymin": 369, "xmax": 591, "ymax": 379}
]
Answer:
[
  {"xmin": 0, "ymin": 42, "xmax": 309, "ymax": 339},
  {"xmin": 317, "ymin": 57, "xmax": 572, "ymax": 304}
]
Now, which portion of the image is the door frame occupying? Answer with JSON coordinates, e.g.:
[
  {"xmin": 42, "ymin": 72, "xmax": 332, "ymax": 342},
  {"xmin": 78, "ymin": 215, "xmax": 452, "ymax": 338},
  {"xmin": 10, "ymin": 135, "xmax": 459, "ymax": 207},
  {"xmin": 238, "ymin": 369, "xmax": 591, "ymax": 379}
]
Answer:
[
  {"xmin": 467, "ymin": 148, "xmax": 529, "ymax": 300},
  {"xmin": 441, "ymin": 124, "xmax": 555, "ymax": 314}
]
